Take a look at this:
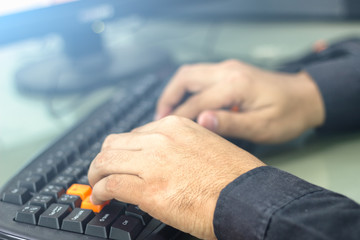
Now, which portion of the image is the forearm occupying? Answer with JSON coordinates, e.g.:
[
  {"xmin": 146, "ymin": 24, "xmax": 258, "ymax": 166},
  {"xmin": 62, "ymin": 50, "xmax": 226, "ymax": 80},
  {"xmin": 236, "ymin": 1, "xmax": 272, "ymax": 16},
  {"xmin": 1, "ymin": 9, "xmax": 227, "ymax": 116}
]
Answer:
[{"xmin": 214, "ymin": 166, "xmax": 360, "ymax": 240}]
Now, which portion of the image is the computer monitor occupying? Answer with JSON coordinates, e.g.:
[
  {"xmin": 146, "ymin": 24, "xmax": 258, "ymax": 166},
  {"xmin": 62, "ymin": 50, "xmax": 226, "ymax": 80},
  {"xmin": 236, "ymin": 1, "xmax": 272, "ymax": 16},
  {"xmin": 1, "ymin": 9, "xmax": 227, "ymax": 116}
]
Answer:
[
  {"xmin": 2, "ymin": 0, "xmax": 359, "ymax": 95},
  {"xmin": 1, "ymin": 0, "xmax": 177, "ymax": 95}
]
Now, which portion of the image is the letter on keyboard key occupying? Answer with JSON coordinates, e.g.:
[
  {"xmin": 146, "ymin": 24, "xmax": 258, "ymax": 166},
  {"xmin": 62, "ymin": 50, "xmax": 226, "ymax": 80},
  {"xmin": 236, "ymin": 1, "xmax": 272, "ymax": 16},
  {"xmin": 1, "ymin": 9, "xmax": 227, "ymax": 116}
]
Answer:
[
  {"xmin": 38, "ymin": 203, "xmax": 71, "ymax": 229},
  {"xmin": 85, "ymin": 205, "xmax": 124, "ymax": 238},
  {"xmin": 51, "ymin": 175, "xmax": 75, "ymax": 189},
  {"xmin": 39, "ymin": 184, "xmax": 65, "ymax": 199},
  {"xmin": 57, "ymin": 194, "xmax": 81, "ymax": 209},
  {"xmin": 62, "ymin": 208, "xmax": 95, "ymax": 233},
  {"xmin": 29, "ymin": 195, "xmax": 55, "ymax": 209},
  {"xmin": 62, "ymin": 166, "xmax": 84, "ymax": 180},
  {"xmin": 15, "ymin": 205, "xmax": 43, "ymax": 225},
  {"xmin": 2, "ymin": 187, "xmax": 31, "ymax": 205},
  {"xmin": 109, "ymin": 215, "xmax": 143, "ymax": 240}
]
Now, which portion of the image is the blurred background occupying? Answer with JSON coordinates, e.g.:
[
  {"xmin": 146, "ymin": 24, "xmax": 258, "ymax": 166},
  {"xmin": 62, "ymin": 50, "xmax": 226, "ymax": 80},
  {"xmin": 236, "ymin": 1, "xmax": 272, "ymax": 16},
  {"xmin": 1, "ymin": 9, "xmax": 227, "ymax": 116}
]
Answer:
[{"xmin": 1, "ymin": 0, "xmax": 360, "ymax": 204}]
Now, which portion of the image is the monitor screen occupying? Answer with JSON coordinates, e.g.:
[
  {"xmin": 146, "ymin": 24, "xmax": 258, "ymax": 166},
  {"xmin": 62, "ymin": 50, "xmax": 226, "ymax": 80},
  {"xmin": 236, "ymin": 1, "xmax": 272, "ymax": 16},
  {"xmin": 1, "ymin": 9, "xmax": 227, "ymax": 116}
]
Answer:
[
  {"xmin": 0, "ymin": 0, "xmax": 120, "ymax": 48},
  {"xmin": 0, "ymin": 0, "xmax": 77, "ymax": 17}
]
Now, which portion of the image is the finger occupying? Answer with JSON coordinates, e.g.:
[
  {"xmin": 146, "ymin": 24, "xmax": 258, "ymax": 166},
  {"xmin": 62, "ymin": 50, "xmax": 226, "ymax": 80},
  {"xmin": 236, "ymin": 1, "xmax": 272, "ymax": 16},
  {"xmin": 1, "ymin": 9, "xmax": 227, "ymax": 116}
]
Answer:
[
  {"xmin": 101, "ymin": 132, "xmax": 143, "ymax": 151},
  {"xmin": 132, "ymin": 115, "xmax": 189, "ymax": 133},
  {"xmin": 172, "ymin": 82, "xmax": 234, "ymax": 120},
  {"xmin": 155, "ymin": 63, "xmax": 221, "ymax": 120},
  {"xmin": 197, "ymin": 110, "xmax": 267, "ymax": 142},
  {"xmin": 131, "ymin": 120, "xmax": 159, "ymax": 133},
  {"xmin": 91, "ymin": 174, "xmax": 144, "ymax": 205},
  {"xmin": 88, "ymin": 149, "xmax": 143, "ymax": 187}
]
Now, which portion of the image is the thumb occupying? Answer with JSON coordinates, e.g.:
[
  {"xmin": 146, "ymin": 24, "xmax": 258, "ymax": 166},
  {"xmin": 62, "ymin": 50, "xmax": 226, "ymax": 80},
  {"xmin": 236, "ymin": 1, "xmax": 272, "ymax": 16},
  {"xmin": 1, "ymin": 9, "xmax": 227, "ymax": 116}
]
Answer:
[{"xmin": 197, "ymin": 110, "xmax": 263, "ymax": 142}]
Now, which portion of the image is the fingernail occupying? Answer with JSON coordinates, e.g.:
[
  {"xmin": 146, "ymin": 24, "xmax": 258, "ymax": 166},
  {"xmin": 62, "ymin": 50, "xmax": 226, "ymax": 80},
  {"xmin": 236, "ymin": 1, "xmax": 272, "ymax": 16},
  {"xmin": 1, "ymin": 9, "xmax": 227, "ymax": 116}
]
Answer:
[{"xmin": 198, "ymin": 112, "xmax": 218, "ymax": 132}]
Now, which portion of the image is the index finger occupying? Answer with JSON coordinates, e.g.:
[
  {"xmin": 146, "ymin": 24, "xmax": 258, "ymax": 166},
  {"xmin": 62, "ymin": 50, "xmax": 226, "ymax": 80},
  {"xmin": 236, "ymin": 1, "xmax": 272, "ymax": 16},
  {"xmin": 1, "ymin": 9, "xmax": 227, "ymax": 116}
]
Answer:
[{"xmin": 155, "ymin": 63, "xmax": 221, "ymax": 120}]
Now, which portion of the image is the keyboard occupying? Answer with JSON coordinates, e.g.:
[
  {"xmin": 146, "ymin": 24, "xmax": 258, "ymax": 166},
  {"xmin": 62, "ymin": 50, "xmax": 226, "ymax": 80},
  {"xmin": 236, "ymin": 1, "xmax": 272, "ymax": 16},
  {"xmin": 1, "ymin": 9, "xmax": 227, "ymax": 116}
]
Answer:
[{"xmin": 0, "ymin": 74, "xmax": 181, "ymax": 240}]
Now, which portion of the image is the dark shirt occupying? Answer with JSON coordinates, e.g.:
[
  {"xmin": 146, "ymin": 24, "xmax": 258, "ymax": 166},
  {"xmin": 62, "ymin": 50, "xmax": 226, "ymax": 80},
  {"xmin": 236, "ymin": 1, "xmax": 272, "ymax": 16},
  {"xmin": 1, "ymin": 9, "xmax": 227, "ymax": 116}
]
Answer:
[
  {"xmin": 213, "ymin": 39, "xmax": 360, "ymax": 240},
  {"xmin": 214, "ymin": 167, "xmax": 360, "ymax": 240}
]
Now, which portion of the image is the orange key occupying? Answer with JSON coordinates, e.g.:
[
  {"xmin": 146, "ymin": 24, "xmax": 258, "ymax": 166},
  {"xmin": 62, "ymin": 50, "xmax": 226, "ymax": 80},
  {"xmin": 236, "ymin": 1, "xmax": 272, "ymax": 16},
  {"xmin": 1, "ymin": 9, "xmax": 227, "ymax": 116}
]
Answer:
[
  {"xmin": 66, "ymin": 184, "xmax": 92, "ymax": 201},
  {"xmin": 231, "ymin": 106, "xmax": 239, "ymax": 112},
  {"xmin": 81, "ymin": 196, "xmax": 109, "ymax": 213}
]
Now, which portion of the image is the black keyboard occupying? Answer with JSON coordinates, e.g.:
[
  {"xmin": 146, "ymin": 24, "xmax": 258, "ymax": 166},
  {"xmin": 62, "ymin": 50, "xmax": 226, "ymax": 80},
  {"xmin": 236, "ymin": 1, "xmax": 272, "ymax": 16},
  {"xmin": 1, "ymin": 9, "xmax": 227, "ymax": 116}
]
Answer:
[{"xmin": 0, "ymin": 74, "xmax": 181, "ymax": 240}]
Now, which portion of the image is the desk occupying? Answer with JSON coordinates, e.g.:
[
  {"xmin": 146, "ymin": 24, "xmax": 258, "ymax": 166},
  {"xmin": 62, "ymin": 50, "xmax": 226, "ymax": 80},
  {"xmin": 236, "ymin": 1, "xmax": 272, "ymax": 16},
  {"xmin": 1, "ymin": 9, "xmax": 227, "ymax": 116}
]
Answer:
[{"xmin": 1, "ymin": 19, "xmax": 360, "ymax": 239}]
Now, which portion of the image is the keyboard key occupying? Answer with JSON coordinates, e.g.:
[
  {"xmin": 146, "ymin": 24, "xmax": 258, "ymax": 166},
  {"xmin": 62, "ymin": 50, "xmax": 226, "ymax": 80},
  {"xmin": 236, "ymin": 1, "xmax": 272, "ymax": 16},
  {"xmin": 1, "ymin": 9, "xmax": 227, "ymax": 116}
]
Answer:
[
  {"xmin": 75, "ymin": 133, "xmax": 90, "ymax": 152},
  {"xmin": 42, "ymin": 156, "xmax": 67, "ymax": 173},
  {"xmin": 57, "ymin": 194, "xmax": 81, "ymax": 209},
  {"xmin": 61, "ymin": 208, "xmax": 95, "ymax": 233},
  {"xmin": 56, "ymin": 144, "xmax": 78, "ymax": 164},
  {"xmin": 2, "ymin": 187, "xmax": 31, "ymax": 205},
  {"xmin": 29, "ymin": 195, "xmax": 55, "ymax": 209},
  {"xmin": 77, "ymin": 175, "xmax": 89, "ymax": 185},
  {"xmin": 62, "ymin": 166, "xmax": 84, "ymax": 180},
  {"xmin": 110, "ymin": 199, "xmax": 128, "ymax": 208},
  {"xmin": 51, "ymin": 175, "xmax": 75, "ymax": 189},
  {"xmin": 18, "ymin": 175, "xmax": 46, "ymax": 192},
  {"xmin": 39, "ymin": 184, "xmax": 66, "ymax": 199},
  {"xmin": 81, "ymin": 196, "xmax": 109, "ymax": 213},
  {"xmin": 15, "ymin": 205, "xmax": 43, "ymax": 225},
  {"xmin": 38, "ymin": 203, "xmax": 71, "ymax": 229},
  {"xmin": 78, "ymin": 126, "xmax": 98, "ymax": 146},
  {"xmin": 125, "ymin": 205, "xmax": 152, "ymax": 225},
  {"xmin": 85, "ymin": 205, "xmax": 124, "ymax": 238},
  {"xmin": 109, "ymin": 215, "xmax": 143, "ymax": 240},
  {"xmin": 28, "ymin": 165, "xmax": 56, "ymax": 183},
  {"xmin": 66, "ymin": 184, "xmax": 92, "ymax": 200},
  {"xmin": 71, "ymin": 159, "xmax": 92, "ymax": 170},
  {"xmin": 81, "ymin": 143, "xmax": 101, "ymax": 160}
]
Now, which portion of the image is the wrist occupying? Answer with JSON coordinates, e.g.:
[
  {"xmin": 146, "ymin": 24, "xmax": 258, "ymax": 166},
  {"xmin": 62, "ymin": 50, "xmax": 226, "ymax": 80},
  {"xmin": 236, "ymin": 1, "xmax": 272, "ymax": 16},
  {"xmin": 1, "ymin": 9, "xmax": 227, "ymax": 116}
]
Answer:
[{"xmin": 296, "ymin": 71, "xmax": 325, "ymax": 129}]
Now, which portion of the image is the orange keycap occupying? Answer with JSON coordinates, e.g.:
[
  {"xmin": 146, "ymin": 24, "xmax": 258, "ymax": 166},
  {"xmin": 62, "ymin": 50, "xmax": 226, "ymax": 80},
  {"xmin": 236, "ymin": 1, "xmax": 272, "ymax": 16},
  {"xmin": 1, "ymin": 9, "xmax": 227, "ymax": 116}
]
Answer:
[
  {"xmin": 231, "ymin": 106, "xmax": 239, "ymax": 112},
  {"xmin": 81, "ymin": 196, "xmax": 109, "ymax": 213},
  {"xmin": 66, "ymin": 184, "xmax": 92, "ymax": 201}
]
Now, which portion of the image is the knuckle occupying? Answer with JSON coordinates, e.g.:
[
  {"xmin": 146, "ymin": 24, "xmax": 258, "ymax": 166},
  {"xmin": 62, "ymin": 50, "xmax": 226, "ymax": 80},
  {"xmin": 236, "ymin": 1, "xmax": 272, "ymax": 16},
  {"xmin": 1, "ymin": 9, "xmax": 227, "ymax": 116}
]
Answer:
[
  {"xmin": 221, "ymin": 59, "xmax": 242, "ymax": 68},
  {"xmin": 93, "ymin": 151, "xmax": 114, "ymax": 168},
  {"xmin": 93, "ymin": 152, "xmax": 105, "ymax": 168},
  {"xmin": 104, "ymin": 175, "xmax": 119, "ymax": 195},
  {"xmin": 224, "ymin": 70, "xmax": 253, "ymax": 95},
  {"xmin": 161, "ymin": 115, "xmax": 185, "ymax": 126},
  {"xmin": 223, "ymin": 70, "xmax": 246, "ymax": 84},
  {"xmin": 176, "ymin": 64, "xmax": 192, "ymax": 77},
  {"xmin": 148, "ymin": 131, "xmax": 171, "ymax": 145},
  {"xmin": 102, "ymin": 134, "xmax": 118, "ymax": 149}
]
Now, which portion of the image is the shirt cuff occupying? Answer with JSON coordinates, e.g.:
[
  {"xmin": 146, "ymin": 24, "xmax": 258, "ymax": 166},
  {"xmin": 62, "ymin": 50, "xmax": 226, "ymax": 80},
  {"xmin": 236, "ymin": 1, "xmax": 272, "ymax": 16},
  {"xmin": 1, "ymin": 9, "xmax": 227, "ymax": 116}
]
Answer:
[
  {"xmin": 305, "ymin": 56, "xmax": 360, "ymax": 132},
  {"xmin": 213, "ymin": 166, "xmax": 322, "ymax": 240}
]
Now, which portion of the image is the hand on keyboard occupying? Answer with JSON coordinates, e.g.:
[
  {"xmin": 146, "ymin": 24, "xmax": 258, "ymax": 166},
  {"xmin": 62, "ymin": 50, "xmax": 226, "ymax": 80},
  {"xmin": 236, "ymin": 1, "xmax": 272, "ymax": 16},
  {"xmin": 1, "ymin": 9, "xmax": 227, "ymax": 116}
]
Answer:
[
  {"xmin": 155, "ymin": 60, "xmax": 325, "ymax": 144},
  {"xmin": 0, "ymin": 75, "xmax": 179, "ymax": 240},
  {"xmin": 88, "ymin": 116, "xmax": 265, "ymax": 240}
]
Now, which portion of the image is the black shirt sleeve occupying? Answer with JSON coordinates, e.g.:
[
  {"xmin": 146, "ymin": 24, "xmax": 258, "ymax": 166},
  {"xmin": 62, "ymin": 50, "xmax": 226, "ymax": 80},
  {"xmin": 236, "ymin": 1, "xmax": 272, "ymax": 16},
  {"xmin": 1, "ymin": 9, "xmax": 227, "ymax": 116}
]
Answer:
[
  {"xmin": 213, "ymin": 166, "xmax": 360, "ymax": 240},
  {"xmin": 305, "ymin": 55, "xmax": 360, "ymax": 132}
]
